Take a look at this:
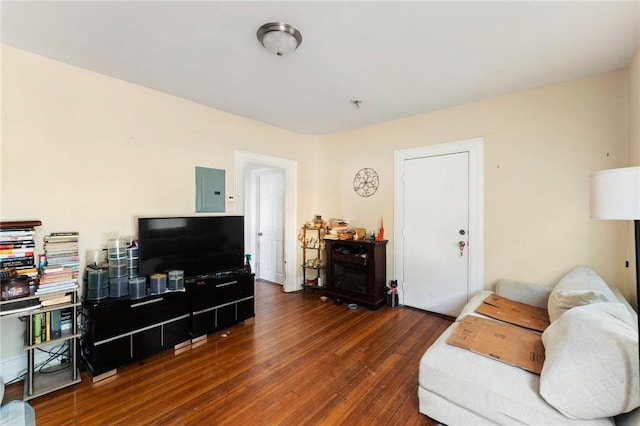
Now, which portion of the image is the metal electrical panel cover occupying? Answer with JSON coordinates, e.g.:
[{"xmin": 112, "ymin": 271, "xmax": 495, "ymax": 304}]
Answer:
[{"xmin": 195, "ymin": 166, "xmax": 225, "ymax": 212}]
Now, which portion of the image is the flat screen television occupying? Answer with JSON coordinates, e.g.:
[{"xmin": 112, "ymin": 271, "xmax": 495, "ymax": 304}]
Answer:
[{"xmin": 137, "ymin": 216, "xmax": 244, "ymax": 279}]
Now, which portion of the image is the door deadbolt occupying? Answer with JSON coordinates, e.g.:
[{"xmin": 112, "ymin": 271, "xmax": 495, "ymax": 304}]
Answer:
[{"xmin": 459, "ymin": 230, "xmax": 466, "ymax": 235}]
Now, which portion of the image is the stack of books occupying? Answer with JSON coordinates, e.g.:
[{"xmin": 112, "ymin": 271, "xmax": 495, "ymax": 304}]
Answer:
[
  {"xmin": 0, "ymin": 226, "xmax": 37, "ymax": 278},
  {"xmin": 37, "ymin": 232, "xmax": 80, "ymax": 295}
]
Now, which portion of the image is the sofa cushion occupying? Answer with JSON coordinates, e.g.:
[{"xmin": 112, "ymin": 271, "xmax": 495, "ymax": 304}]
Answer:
[
  {"xmin": 547, "ymin": 266, "xmax": 618, "ymax": 323},
  {"xmin": 540, "ymin": 302, "xmax": 639, "ymax": 419},
  {"xmin": 455, "ymin": 290, "xmax": 494, "ymax": 322},
  {"xmin": 494, "ymin": 279, "xmax": 553, "ymax": 309},
  {"xmin": 419, "ymin": 322, "xmax": 614, "ymax": 425}
]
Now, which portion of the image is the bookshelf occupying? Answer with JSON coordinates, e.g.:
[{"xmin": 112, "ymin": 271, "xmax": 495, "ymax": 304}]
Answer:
[
  {"xmin": 0, "ymin": 221, "xmax": 81, "ymax": 400},
  {"xmin": 22, "ymin": 288, "xmax": 80, "ymax": 400}
]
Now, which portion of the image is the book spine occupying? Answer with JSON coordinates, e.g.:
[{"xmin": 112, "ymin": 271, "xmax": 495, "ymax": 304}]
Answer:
[
  {"xmin": 0, "ymin": 227, "xmax": 35, "ymax": 232},
  {"xmin": 60, "ymin": 308, "xmax": 72, "ymax": 331},
  {"xmin": 0, "ymin": 254, "xmax": 34, "ymax": 261},
  {"xmin": 33, "ymin": 314, "xmax": 41, "ymax": 344},
  {"xmin": 13, "ymin": 267, "xmax": 37, "ymax": 275},
  {"xmin": 46, "ymin": 311, "xmax": 51, "ymax": 341},
  {"xmin": 0, "ymin": 230, "xmax": 35, "ymax": 237},
  {"xmin": 0, "ymin": 250, "xmax": 35, "ymax": 257},
  {"xmin": 0, "ymin": 256, "xmax": 35, "ymax": 268},
  {"xmin": 38, "ymin": 279, "xmax": 76, "ymax": 288},
  {"xmin": 0, "ymin": 243, "xmax": 35, "ymax": 249},
  {"xmin": 41, "ymin": 313, "xmax": 46, "ymax": 342},
  {"xmin": 0, "ymin": 236, "xmax": 36, "ymax": 242},
  {"xmin": 51, "ymin": 310, "xmax": 62, "ymax": 338}
]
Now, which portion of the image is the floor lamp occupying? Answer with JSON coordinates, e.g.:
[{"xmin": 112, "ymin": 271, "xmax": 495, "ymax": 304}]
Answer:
[{"xmin": 589, "ymin": 166, "xmax": 640, "ymax": 371}]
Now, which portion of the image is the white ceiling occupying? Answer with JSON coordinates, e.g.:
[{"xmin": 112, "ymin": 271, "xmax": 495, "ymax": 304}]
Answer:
[{"xmin": 2, "ymin": 1, "xmax": 639, "ymax": 135}]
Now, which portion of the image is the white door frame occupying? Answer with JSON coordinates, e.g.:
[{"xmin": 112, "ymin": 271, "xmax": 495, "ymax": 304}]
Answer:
[
  {"xmin": 234, "ymin": 150, "xmax": 298, "ymax": 292},
  {"xmin": 393, "ymin": 138, "xmax": 485, "ymax": 305}
]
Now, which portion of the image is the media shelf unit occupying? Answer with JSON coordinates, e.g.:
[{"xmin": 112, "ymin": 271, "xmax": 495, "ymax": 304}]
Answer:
[
  {"xmin": 0, "ymin": 288, "xmax": 82, "ymax": 401},
  {"xmin": 81, "ymin": 272, "xmax": 255, "ymax": 381},
  {"xmin": 324, "ymin": 239, "xmax": 388, "ymax": 310}
]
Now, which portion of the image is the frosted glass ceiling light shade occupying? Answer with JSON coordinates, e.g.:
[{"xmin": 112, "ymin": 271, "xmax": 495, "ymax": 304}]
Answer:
[
  {"xmin": 257, "ymin": 22, "xmax": 302, "ymax": 56},
  {"xmin": 590, "ymin": 166, "xmax": 640, "ymax": 220}
]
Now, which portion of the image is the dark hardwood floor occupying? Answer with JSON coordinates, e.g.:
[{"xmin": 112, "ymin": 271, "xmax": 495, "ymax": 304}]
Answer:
[{"xmin": 5, "ymin": 280, "xmax": 451, "ymax": 425}]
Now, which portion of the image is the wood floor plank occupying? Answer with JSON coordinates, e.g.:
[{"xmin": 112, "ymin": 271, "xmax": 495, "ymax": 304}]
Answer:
[{"xmin": 4, "ymin": 280, "xmax": 450, "ymax": 425}]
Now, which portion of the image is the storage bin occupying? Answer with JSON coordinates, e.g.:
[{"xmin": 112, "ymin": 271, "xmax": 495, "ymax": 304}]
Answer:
[
  {"xmin": 128, "ymin": 277, "xmax": 146, "ymax": 300},
  {"xmin": 149, "ymin": 273, "xmax": 167, "ymax": 294},
  {"xmin": 167, "ymin": 270, "xmax": 184, "ymax": 290}
]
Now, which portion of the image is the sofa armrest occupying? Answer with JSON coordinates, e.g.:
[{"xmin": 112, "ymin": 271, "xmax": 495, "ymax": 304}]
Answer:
[{"xmin": 494, "ymin": 279, "xmax": 553, "ymax": 309}]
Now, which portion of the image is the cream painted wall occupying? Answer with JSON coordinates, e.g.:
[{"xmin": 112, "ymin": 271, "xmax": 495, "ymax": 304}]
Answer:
[
  {"xmin": 324, "ymin": 70, "xmax": 631, "ymax": 304},
  {"xmin": 1, "ymin": 44, "xmax": 637, "ymax": 382},
  {"xmin": 0, "ymin": 46, "xmax": 322, "ymax": 378}
]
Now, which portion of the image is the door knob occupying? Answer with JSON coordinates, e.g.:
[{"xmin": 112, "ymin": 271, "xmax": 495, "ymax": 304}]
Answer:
[{"xmin": 458, "ymin": 241, "xmax": 466, "ymax": 256}]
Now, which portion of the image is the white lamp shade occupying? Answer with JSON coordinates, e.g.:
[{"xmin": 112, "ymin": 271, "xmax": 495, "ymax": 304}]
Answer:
[{"xmin": 590, "ymin": 166, "xmax": 640, "ymax": 220}]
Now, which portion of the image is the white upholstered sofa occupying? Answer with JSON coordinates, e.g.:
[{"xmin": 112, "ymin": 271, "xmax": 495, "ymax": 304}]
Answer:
[{"xmin": 418, "ymin": 266, "xmax": 640, "ymax": 425}]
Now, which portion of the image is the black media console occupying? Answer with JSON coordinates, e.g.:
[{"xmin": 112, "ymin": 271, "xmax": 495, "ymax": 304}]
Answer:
[{"xmin": 81, "ymin": 271, "xmax": 254, "ymax": 380}]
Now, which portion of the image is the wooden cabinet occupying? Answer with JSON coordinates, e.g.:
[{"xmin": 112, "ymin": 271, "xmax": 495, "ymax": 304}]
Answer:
[
  {"xmin": 300, "ymin": 227, "xmax": 325, "ymax": 291},
  {"xmin": 324, "ymin": 239, "xmax": 388, "ymax": 310}
]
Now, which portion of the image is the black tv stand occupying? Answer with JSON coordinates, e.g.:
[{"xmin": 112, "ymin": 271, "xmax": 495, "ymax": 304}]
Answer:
[
  {"xmin": 187, "ymin": 271, "xmax": 255, "ymax": 340},
  {"xmin": 81, "ymin": 272, "xmax": 255, "ymax": 381}
]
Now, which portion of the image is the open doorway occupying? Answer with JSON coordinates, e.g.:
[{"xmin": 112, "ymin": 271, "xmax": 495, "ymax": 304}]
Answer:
[
  {"xmin": 253, "ymin": 168, "xmax": 285, "ymax": 284},
  {"xmin": 234, "ymin": 151, "xmax": 298, "ymax": 292}
]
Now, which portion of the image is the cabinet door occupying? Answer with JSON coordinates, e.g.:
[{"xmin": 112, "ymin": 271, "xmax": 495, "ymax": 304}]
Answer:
[
  {"xmin": 86, "ymin": 301, "xmax": 131, "ymax": 341},
  {"xmin": 163, "ymin": 317, "xmax": 190, "ymax": 348},
  {"xmin": 129, "ymin": 297, "xmax": 168, "ymax": 328},
  {"xmin": 190, "ymin": 278, "xmax": 215, "ymax": 312},
  {"xmin": 192, "ymin": 309, "xmax": 216, "ymax": 338},
  {"xmin": 216, "ymin": 304, "xmax": 237, "ymax": 329},
  {"xmin": 132, "ymin": 326, "xmax": 162, "ymax": 360},
  {"xmin": 237, "ymin": 299, "xmax": 255, "ymax": 322},
  {"xmin": 90, "ymin": 336, "xmax": 130, "ymax": 376},
  {"xmin": 215, "ymin": 277, "xmax": 252, "ymax": 304}
]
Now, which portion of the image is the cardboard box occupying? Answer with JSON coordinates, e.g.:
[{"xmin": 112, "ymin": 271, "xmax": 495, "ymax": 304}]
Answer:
[
  {"xmin": 475, "ymin": 294, "xmax": 550, "ymax": 332},
  {"xmin": 447, "ymin": 315, "xmax": 545, "ymax": 374}
]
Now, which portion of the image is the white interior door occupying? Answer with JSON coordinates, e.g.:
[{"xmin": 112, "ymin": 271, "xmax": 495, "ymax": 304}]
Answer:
[
  {"xmin": 402, "ymin": 152, "xmax": 470, "ymax": 316},
  {"xmin": 258, "ymin": 172, "xmax": 285, "ymax": 284}
]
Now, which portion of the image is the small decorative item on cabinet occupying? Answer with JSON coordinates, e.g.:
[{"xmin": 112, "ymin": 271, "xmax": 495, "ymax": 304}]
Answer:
[{"xmin": 244, "ymin": 253, "xmax": 252, "ymax": 274}]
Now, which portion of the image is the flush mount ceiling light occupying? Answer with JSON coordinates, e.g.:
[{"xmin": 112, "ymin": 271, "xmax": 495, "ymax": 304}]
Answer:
[{"xmin": 257, "ymin": 22, "xmax": 302, "ymax": 56}]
